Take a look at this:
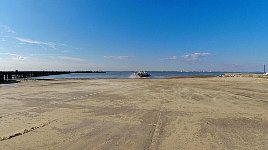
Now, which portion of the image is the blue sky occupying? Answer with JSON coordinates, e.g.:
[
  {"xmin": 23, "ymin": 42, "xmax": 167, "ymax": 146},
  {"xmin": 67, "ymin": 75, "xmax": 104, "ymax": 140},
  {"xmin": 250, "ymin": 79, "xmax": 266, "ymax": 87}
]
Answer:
[{"xmin": 1, "ymin": 0, "xmax": 268, "ymax": 71}]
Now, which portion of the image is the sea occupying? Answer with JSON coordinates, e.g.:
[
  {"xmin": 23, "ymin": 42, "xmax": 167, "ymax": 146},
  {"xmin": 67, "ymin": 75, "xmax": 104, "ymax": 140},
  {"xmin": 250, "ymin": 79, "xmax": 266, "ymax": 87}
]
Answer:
[{"xmin": 34, "ymin": 71, "xmax": 228, "ymax": 79}]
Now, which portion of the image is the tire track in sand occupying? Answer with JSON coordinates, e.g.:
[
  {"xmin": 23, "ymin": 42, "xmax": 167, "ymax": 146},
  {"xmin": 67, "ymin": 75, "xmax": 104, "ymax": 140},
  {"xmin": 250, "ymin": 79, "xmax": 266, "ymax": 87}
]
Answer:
[{"xmin": 0, "ymin": 120, "xmax": 56, "ymax": 141}]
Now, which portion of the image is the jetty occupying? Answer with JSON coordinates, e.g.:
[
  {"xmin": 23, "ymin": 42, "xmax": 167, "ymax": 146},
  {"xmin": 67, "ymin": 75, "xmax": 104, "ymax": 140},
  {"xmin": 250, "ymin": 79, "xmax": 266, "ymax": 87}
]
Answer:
[{"xmin": 0, "ymin": 70, "xmax": 106, "ymax": 82}]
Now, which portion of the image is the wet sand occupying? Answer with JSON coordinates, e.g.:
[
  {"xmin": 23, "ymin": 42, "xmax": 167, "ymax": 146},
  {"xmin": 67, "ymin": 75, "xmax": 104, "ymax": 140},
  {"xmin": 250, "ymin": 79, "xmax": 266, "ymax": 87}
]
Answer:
[{"xmin": 1, "ymin": 77, "xmax": 268, "ymax": 150}]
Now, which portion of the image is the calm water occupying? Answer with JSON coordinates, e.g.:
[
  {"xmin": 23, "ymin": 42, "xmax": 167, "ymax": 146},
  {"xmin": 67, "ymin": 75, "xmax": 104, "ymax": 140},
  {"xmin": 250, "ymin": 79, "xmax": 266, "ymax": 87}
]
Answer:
[{"xmin": 35, "ymin": 71, "xmax": 226, "ymax": 79}]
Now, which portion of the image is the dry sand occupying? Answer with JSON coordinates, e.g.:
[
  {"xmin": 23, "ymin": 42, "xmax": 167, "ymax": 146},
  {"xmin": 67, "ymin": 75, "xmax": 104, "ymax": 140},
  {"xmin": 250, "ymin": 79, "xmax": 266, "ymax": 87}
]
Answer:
[{"xmin": 1, "ymin": 77, "xmax": 268, "ymax": 150}]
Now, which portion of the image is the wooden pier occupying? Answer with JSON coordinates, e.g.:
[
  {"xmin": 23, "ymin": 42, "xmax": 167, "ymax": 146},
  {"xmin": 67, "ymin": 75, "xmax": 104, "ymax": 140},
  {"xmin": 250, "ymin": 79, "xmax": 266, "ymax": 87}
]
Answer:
[{"xmin": 0, "ymin": 70, "xmax": 106, "ymax": 82}]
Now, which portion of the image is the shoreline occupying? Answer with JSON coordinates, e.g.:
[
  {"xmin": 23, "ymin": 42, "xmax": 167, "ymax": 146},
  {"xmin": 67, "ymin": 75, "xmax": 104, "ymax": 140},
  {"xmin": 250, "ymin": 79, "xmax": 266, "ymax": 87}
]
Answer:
[
  {"xmin": 25, "ymin": 75, "xmax": 219, "ymax": 80},
  {"xmin": 1, "ymin": 73, "xmax": 267, "ymax": 85},
  {"xmin": 3, "ymin": 72, "xmax": 267, "ymax": 82}
]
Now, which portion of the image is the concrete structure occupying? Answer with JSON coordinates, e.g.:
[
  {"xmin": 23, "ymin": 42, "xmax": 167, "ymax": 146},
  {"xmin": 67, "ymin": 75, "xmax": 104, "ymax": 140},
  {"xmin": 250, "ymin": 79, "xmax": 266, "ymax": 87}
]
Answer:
[{"xmin": 0, "ymin": 71, "xmax": 106, "ymax": 82}]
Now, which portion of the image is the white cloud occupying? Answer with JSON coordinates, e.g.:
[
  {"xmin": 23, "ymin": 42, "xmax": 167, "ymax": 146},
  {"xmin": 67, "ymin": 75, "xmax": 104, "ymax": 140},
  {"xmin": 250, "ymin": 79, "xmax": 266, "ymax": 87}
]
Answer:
[
  {"xmin": 53, "ymin": 56, "xmax": 85, "ymax": 62},
  {"xmin": 15, "ymin": 37, "xmax": 56, "ymax": 49},
  {"xmin": 183, "ymin": 52, "xmax": 210, "ymax": 61},
  {"xmin": 0, "ymin": 54, "xmax": 95, "ymax": 71},
  {"xmin": 0, "ymin": 52, "xmax": 24, "ymax": 58},
  {"xmin": 104, "ymin": 55, "xmax": 129, "ymax": 60},
  {"xmin": 160, "ymin": 56, "xmax": 177, "ymax": 61},
  {"xmin": 1, "ymin": 38, "xmax": 6, "ymax": 42},
  {"xmin": 0, "ymin": 52, "xmax": 16, "ymax": 56},
  {"xmin": 3, "ymin": 25, "xmax": 16, "ymax": 34},
  {"xmin": 0, "ymin": 52, "xmax": 27, "ymax": 60}
]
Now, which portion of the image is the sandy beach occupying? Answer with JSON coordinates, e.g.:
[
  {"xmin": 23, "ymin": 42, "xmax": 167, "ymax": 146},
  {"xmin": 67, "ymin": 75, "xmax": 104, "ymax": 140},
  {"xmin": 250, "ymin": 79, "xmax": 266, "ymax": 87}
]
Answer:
[{"xmin": 1, "ymin": 77, "xmax": 268, "ymax": 150}]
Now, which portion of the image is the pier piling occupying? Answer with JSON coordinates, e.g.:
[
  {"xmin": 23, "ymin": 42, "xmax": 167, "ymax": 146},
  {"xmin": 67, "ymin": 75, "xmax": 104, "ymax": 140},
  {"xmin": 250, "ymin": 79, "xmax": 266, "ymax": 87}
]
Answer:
[{"xmin": 0, "ymin": 73, "xmax": 4, "ymax": 82}]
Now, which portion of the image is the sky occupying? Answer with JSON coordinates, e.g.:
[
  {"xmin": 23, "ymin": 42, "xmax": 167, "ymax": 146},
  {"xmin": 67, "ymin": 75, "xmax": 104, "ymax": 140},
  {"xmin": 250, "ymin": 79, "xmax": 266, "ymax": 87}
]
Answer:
[{"xmin": 1, "ymin": 0, "xmax": 268, "ymax": 71}]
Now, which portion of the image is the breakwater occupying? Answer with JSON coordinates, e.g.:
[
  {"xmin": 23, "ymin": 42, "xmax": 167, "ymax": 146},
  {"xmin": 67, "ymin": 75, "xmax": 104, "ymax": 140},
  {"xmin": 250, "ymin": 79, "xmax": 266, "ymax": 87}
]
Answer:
[{"xmin": 0, "ymin": 71, "xmax": 106, "ymax": 82}]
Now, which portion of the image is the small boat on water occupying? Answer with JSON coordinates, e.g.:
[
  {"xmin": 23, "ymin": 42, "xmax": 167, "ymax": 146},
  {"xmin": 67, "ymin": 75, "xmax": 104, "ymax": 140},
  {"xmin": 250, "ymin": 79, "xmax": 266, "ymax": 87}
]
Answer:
[{"xmin": 135, "ymin": 71, "xmax": 151, "ymax": 78}]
